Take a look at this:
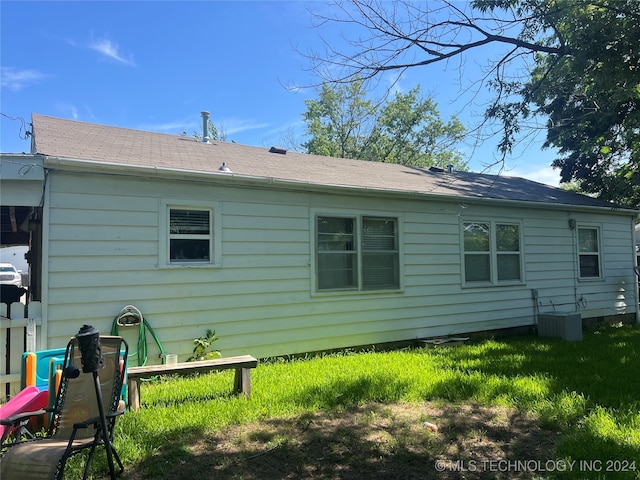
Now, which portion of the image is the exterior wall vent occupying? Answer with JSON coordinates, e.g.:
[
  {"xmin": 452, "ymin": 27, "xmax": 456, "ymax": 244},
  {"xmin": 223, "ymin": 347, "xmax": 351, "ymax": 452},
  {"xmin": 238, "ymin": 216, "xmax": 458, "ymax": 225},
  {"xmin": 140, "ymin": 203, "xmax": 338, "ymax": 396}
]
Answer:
[
  {"xmin": 269, "ymin": 146, "xmax": 287, "ymax": 154},
  {"xmin": 428, "ymin": 165, "xmax": 454, "ymax": 173}
]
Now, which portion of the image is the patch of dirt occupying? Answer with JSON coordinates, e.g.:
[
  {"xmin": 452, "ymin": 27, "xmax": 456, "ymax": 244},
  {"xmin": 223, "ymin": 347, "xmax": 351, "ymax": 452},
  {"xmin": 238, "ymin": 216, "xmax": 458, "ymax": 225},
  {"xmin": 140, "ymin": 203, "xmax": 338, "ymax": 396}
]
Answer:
[{"xmin": 122, "ymin": 401, "xmax": 560, "ymax": 479}]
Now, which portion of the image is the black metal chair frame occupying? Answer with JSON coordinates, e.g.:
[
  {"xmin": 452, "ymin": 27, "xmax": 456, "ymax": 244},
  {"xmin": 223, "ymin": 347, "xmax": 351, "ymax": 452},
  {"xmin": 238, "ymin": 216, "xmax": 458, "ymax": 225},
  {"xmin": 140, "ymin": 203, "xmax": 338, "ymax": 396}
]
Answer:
[{"xmin": 0, "ymin": 335, "xmax": 128, "ymax": 480}]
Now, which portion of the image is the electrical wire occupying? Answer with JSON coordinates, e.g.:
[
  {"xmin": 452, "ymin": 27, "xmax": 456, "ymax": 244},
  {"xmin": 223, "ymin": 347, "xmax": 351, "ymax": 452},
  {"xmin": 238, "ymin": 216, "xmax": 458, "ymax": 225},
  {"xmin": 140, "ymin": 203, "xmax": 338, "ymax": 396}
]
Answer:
[{"xmin": 1, "ymin": 113, "xmax": 32, "ymax": 140}]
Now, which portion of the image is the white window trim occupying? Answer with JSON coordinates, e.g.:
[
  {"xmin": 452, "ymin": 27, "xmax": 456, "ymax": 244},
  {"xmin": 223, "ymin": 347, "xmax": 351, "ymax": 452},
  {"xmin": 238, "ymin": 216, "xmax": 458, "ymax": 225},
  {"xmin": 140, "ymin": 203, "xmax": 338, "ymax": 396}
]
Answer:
[
  {"xmin": 159, "ymin": 199, "xmax": 222, "ymax": 268},
  {"xmin": 461, "ymin": 219, "xmax": 525, "ymax": 287},
  {"xmin": 576, "ymin": 223, "xmax": 603, "ymax": 281},
  {"xmin": 310, "ymin": 209, "xmax": 404, "ymax": 295}
]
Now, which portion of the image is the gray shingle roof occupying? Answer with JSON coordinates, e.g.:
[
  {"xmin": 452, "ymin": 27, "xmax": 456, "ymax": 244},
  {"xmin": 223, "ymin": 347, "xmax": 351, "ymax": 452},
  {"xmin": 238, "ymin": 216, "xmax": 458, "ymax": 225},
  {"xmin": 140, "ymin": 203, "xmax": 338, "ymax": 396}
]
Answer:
[{"xmin": 30, "ymin": 113, "xmax": 620, "ymax": 209}]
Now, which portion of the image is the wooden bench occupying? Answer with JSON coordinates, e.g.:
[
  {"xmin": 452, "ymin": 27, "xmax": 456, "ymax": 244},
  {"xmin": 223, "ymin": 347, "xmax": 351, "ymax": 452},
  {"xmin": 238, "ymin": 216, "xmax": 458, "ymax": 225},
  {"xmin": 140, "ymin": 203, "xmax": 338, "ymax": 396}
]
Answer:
[{"xmin": 126, "ymin": 355, "xmax": 258, "ymax": 411}]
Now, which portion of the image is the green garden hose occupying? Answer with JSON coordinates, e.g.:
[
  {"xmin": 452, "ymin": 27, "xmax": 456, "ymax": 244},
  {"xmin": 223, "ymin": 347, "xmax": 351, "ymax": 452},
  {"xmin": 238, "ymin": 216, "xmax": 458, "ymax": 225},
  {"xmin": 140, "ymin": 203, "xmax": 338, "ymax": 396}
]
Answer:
[{"xmin": 111, "ymin": 305, "xmax": 166, "ymax": 366}]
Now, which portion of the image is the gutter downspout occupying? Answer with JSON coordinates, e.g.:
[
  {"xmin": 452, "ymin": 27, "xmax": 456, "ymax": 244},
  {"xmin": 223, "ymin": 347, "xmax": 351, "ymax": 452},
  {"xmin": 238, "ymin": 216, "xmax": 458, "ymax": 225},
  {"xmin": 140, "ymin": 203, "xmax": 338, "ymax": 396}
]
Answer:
[{"xmin": 40, "ymin": 167, "xmax": 51, "ymax": 349}]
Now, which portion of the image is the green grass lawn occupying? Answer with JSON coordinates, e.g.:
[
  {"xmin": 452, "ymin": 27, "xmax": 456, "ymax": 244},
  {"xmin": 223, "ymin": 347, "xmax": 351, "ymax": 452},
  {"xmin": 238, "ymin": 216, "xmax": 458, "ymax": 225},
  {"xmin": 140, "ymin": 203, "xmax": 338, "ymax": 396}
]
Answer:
[{"xmin": 99, "ymin": 323, "xmax": 640, "ymax": 479}]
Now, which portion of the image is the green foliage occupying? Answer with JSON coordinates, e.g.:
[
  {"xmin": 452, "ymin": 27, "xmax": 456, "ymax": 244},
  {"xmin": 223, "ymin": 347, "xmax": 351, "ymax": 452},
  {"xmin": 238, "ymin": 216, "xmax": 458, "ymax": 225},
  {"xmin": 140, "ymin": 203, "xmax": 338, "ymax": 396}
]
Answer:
[
  {"xmin": 476, "ymin": 0, "xmax": 640, "ymax": 208},
  {"xmin": 302, "ymin": 81, "xmax": 468, "ymax": 170},
  {"xmin": 310, "ymin": 0, "xmax": 640, "ymax": 207},
  {"xmin": 303, "ymin": 81, "xmax": 377, "ymax": 159},
  {"xmin": 520, "ymin": 0, "xmax": 640, "ymax": 208},
  {"xmin": 186, "ymin": 329, "xmax": 221, "ymax": 362}
]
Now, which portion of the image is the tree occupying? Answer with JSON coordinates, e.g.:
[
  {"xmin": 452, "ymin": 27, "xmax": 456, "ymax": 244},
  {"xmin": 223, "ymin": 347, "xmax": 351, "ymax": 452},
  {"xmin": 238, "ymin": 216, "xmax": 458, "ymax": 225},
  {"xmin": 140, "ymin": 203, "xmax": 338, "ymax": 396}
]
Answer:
[
  {"xmin": 303, "ymin": 81, "xmax": 377, "ymax": 159},
  {"xmin": 302, "ymin": 80, "xmax": 468, "ymax": 169},
  {"xmin": 524, "ymin": 1, "xmax": 640, "ymax": 208},
  {"xmin": 307, "ymin": 0, "xmax": 640, "ymax": 207},
  {"xmin": 183, "ymin": 119, "xmax": 228, "ymax": 142}
]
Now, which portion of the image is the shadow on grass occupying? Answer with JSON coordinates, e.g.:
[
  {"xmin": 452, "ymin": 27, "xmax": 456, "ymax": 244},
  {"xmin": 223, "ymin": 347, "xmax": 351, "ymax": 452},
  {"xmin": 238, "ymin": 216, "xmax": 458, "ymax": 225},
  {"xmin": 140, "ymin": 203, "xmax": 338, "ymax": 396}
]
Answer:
[
  {"xmin": 427, "ymin": 324, "xmax": 640, "ymax": 409},
  {"xmin": 288, "ymin": 375, "xmax": 414, "ymax": 409},
  {"xmin": 557, "ymin": 430, "xmax": 640, "ymax": 478},
  {"xmin": 117, "ymin": 326, "xmax": 640, "ymax": 480},
  {"xmin": 420, "ymin": 325, "xmax": 640, "ymax": 479},
  {"xmin": 125, "ymin": 402, "xmax": 558, "ymax": 480}
]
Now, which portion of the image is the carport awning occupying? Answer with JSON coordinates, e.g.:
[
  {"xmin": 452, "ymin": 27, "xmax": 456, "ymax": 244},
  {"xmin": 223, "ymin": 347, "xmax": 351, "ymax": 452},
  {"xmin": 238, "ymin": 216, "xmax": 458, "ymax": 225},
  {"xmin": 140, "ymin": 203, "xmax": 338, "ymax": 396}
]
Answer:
[
  {"xmin": 0, "ymin": 181, "xmax": 44, "ymax": 206},
  {"xmin": 1, "ymin": 205, "xmax": 34, "ymax": 244},
  {"xmin": 0, "ymin": 155, "xmax": 44, "ymax": 206},
  {"xmin": 0, "ymin": 155, "xmax": 45, "ymax": 245}
]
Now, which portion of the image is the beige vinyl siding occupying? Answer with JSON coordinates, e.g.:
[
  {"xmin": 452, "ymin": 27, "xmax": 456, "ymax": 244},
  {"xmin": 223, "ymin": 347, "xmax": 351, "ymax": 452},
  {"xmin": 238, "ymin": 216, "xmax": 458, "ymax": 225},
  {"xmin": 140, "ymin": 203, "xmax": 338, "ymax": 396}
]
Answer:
[{"xmin": 42, "ymin": 170, "xmax": 637, "ymax": 358}]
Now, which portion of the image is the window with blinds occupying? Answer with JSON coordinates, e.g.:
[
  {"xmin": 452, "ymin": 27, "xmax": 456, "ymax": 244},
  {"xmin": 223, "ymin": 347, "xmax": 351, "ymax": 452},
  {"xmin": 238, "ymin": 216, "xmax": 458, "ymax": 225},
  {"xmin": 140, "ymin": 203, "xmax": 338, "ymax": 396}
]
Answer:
[
  {"xmin": 462, "ymin": 220, "xmax": 522, "ymax": 285},
  {"xmin": 169, "ymin": 208, "xmax": 212, "ymax": 263},
  {"xmin": 316, "ymin": 215, "xmax": 399, "ymax": 291},
  {"xmin": 362, "ymin": 217, "xmax": 399, "ymax": 290}
]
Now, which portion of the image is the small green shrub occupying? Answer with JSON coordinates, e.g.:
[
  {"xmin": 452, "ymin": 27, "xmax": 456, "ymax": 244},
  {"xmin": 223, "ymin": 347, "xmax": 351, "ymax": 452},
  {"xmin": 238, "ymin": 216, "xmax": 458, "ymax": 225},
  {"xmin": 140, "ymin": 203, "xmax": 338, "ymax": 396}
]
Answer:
[{"xmin": 186, "ymin": 329, "xmax": 221, "ymax": 361}]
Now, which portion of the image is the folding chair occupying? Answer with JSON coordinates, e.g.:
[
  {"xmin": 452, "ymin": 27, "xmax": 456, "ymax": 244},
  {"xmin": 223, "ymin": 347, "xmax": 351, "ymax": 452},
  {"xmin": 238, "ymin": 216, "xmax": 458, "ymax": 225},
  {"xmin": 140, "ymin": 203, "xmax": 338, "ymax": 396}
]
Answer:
[{"xmin": 0, "ymin": 330, "xmax": 128, "ymax": 480}]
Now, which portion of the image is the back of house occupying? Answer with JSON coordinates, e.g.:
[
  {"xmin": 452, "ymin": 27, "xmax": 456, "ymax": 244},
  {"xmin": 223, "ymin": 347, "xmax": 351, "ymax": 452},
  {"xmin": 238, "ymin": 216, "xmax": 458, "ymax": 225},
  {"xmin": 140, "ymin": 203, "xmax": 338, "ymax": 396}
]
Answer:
[{"xmin": 1, "ymin": 114, "xmax": 638, "ymax": 375}]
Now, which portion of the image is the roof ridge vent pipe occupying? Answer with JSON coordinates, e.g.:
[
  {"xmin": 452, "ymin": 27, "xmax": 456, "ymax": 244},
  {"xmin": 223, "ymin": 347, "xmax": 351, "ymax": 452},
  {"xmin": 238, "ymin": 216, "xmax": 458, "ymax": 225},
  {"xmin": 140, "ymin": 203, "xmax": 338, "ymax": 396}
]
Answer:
[
  {"xmin": 201, "ymin": 111, "xmax": 211, "ymax": 144},
  {"xmin": 447, "ymin": 164, "xmax": 453, "ymax": 173}
]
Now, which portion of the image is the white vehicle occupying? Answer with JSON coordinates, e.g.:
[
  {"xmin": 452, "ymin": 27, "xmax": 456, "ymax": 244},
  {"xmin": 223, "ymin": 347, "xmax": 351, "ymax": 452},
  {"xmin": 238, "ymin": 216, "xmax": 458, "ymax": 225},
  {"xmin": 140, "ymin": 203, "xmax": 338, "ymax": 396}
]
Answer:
[{"xmin": 0, "ymin": 263, "xmax": 22, "ymax": 287}]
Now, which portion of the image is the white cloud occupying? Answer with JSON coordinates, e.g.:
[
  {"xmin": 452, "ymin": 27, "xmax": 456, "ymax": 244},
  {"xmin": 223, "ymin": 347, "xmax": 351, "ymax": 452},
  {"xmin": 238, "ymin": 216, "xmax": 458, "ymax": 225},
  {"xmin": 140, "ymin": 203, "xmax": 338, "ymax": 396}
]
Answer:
[
  {"xmin": 0, "ymin": 67, "xmax": 47, "ymax": 91},
  {"xmin": 382, "ymin": 71, "xmax": 405, "ymax": 97},
  {"xmin": 140, "ymin": 117, "xmax": 274, "ymax": 145},
  {"xmin": 53, "ymin": 103, "xmax": 89, "ymax": 122},
  {"xmin": 88, "ymin": 36, "xmax": 136, "ymax": 66},
  {"xmin": 510, "ymin": 165, "xmax": 562, "ymax": 187},
  {"xmin": 223, "ymin": 119, "xmax": 271, "ymax": 136}
]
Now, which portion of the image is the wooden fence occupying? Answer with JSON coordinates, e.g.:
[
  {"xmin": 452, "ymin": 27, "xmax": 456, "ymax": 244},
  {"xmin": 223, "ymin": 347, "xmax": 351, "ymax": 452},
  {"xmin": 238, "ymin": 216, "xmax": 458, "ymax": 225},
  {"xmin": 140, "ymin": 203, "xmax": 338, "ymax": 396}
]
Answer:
[{"xmin": 1, "ymin": 301, "xmax": 42, "ymax": 399}]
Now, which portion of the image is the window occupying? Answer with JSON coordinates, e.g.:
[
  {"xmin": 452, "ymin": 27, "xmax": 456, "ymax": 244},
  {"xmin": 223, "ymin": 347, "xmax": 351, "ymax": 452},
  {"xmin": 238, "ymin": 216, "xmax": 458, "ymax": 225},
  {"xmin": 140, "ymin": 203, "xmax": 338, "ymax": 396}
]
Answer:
[
  {"xmin": 463, "ymin": 221, "xmax": 522, "ymax": 285},
  {"xmin": 317, "ymin": 216, "xmax": 356, "ymax": 289},
  {"xmin": 160, "ymin": 200, "xmax": 220, "ymax": 266},
  {"xmin": 169, "ymin": 208, "xmax": 211, "ymax": 263},
  {"xmin": 158, "ymin": 198, "xmax": 222, "ymax": 268},
  {"xmin": 577, "ymin": 226, "xmax": 601, "ymax": 278},
  {"xmin": 463, "ymin": 222, "xmax": 491, "ymax": 282},
  {"xmin": 496, "ymin": 224, "xmax": 521, "ymax": 281},
  {"xmin": 316, "ymin": 215, "xmax": 399, "ymax": 291}
]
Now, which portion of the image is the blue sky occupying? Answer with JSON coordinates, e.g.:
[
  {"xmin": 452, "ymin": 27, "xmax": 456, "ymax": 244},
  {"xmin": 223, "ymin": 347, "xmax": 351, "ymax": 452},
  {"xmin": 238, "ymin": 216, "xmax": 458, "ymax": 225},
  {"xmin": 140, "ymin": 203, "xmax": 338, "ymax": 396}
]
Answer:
[{"xmin": 1, "ymin": 1, "xmax": 561, "ymax": 185}]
